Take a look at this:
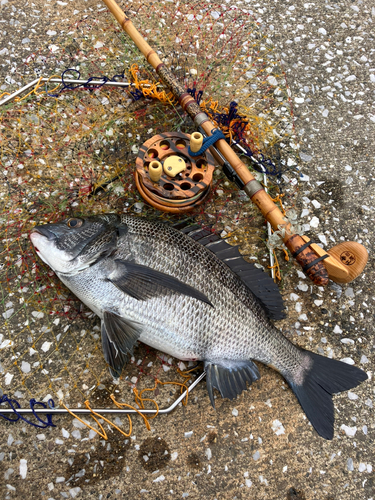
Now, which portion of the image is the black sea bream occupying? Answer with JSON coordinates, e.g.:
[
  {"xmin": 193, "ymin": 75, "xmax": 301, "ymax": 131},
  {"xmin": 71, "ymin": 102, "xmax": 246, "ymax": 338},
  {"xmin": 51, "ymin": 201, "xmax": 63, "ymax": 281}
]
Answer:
[{"xmin": 30, "ymin": 214, "xmax": 367, "ymax": 439}]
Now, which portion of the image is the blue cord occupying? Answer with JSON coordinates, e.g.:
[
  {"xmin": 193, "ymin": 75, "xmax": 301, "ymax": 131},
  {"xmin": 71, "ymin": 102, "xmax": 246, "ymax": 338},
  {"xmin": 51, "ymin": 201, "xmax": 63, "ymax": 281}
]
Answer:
[
  {"xmin": 188, "ymin": 129, "xmax": 226, "ymax": 157},
  {"xmin": 187, "ymin": 87, "xmax": 203, "ymax": 105},
  {"xmin": 0, "ymin": 394, "xmax": 56, "ymax": 428},
  {"xmin": 47, "ymin": 68, "xmax": 127, "ymax": 97}
]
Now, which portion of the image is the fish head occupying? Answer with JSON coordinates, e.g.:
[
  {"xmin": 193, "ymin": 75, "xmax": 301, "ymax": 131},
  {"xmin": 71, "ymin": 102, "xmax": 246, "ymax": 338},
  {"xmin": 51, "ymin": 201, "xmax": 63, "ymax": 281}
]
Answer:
[{"xmin": 30, "ymin": 214, "xmax": 121, "ymax": 274}]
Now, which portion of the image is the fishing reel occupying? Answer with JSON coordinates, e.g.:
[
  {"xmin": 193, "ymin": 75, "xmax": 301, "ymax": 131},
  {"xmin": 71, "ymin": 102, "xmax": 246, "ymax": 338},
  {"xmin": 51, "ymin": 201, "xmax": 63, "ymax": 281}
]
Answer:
[{"xmin": 135, "ymin": 132, "xmax": 215, "ymax": 213}]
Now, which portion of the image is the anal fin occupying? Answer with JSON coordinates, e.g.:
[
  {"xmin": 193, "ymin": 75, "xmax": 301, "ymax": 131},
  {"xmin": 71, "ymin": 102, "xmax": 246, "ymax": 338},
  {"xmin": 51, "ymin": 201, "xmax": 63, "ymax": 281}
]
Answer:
[{"xmin": 204, "ymin": 359, "xmax": 260, "ymax": 408}]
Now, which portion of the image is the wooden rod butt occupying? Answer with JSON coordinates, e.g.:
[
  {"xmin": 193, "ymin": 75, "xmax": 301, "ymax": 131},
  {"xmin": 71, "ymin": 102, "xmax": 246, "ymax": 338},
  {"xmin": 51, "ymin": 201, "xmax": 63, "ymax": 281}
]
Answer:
[
  {"xmin": 286, "ymin": 235, "xmax": 329, "ymax": 286},
  {"xmin": 327, "ymin": 241, "xmax": 368, "ymax": 283},
  {"xmin": 301, "ymin": 237, "xmax": 368, "ymax": 283}
]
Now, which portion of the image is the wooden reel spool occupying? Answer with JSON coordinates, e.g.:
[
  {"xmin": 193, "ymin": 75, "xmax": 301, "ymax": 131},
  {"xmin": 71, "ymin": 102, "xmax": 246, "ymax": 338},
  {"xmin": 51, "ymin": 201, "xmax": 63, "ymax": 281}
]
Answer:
[{"xmin": 135, "ymin": 132, "xmax": 215, "ymax": 213}]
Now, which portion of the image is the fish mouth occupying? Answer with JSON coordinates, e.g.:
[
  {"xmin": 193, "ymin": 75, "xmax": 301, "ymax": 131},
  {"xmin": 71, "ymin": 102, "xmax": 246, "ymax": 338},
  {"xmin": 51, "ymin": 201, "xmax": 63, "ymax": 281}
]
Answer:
[
  {"xmin": 30, "ymin": 226, "xmax": 57, "ymax": 255},
  {"xmin": 30, "ymin": 226, "xmax": 57, "ymax": 241}
]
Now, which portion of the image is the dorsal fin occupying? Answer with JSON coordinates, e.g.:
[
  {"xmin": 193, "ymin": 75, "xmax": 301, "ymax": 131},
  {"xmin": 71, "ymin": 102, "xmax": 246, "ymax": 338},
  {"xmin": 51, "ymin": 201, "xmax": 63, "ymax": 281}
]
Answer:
[{"xmin": 181, "ymin": 224, "xmax": 285, "ymax": 320}]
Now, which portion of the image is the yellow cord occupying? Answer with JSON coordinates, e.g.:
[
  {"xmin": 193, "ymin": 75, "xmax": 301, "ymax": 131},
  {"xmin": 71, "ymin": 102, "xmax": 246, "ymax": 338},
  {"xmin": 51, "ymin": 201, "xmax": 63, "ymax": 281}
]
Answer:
[
  {"xmin": 268, "ymin": 249, "xmax": 282, "ymax": 282},
  {"xmin": 13, "ymin": 75, "xmax": 61, "ymax": 103},
  {"xmin": 60, "ymin": 401, "xmax": 108, "ymax": 439},
  {"xmin": 270, "ymin": 193, "xmax": 286, "ymax": 216},
  {"xmin": 110, "ymin": 394, "xmax": 152, "ymax": 430},
  {"xmin": 84, "ymin": 400, "xmax": 132, "ymax": 437},
  {"xmin": 130, "ymin": 64, "xmax": 175, "ymax": 104},
  {"xmin": 60, "ymin": 399, "xmax": 133, "ymax": 439}
]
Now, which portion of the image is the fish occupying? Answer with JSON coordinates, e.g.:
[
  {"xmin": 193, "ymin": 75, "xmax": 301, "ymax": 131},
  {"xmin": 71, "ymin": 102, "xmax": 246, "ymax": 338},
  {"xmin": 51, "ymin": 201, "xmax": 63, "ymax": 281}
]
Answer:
[{"xmin": 30, "ymin": 213, "xmax": 367, "ymax": 440}]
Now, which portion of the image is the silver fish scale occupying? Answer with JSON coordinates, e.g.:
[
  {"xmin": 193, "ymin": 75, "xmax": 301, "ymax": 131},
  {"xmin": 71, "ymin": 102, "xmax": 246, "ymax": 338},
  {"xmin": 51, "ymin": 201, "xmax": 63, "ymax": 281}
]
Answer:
[
  {"xmin": 97, "ymin": 216, "xmax": 304, "ymax": 372},
  {"xmin": 119, "ymin": 215, "xmax": 268, "ymax": 318}
]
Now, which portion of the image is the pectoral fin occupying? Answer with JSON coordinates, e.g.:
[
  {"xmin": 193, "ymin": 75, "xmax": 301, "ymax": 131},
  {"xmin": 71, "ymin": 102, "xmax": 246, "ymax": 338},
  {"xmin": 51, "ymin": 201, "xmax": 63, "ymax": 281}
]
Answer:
[
  {"xmin": 101, "ymin": 311, "xmax": 142, "ymax": 378},
  {"xmin": 108, "ymin": 259, "xmax": 213, "ymax": 306}
]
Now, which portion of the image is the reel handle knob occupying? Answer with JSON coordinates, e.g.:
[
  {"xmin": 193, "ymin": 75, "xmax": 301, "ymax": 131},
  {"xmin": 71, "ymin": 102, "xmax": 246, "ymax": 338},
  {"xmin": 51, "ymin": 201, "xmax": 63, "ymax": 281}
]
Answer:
[
  {"xmin": 149, "ymin": 161, "xmax": 162, "ymax": 182},
  {"xmin": 190, "ymin": 132, "xmax": 203, "ymax": 153}
]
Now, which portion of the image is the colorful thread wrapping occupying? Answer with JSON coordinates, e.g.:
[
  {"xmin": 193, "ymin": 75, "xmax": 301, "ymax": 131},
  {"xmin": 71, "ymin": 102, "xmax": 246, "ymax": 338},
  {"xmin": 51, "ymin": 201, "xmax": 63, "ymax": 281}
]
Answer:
[
  {"xmin": 193, "ymin": 99, "xmax": 280, "ymax": 177},
  {"xmin": 130, "ymin": 64, "xmax": 175, "ymax": 104},
  {"xmin": 0, "ymin": 394, "xmax": 56, "ymax": 428}
]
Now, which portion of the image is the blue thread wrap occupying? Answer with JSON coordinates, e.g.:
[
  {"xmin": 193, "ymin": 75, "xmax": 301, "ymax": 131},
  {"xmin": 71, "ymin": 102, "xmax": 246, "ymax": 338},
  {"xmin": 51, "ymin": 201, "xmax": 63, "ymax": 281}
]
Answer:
[
  {"xmin": 0, "ymin": 394, "xmax": 56, "ymax": 428},
  {"xmin": 188, "ymin": 129, "xmax": 226, "ymax": 157},
  {"xmin": 210, "ymin": 102, "xmax": 280, "ymax": 178},
  {"xmin": 187, "ymin": 87, "xmax": 203, "ymax": 105},
  {"xmin": 47, "ymin": 68, "xmax": 126, "ymax": 97}
]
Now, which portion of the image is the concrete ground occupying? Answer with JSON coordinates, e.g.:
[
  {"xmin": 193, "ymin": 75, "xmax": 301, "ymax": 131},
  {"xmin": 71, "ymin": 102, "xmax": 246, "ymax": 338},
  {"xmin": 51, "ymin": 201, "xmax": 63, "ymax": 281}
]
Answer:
[{"xmin": 0, "ymin": 1, "xmax": 374, "ymax": 499}]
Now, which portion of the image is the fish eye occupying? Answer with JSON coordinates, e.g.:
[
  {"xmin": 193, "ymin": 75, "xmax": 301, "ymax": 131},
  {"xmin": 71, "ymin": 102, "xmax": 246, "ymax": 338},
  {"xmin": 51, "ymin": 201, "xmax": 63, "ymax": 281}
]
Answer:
[{"xmin": 66, "ymin": 218, "xmax": 83, "ymax": 229}]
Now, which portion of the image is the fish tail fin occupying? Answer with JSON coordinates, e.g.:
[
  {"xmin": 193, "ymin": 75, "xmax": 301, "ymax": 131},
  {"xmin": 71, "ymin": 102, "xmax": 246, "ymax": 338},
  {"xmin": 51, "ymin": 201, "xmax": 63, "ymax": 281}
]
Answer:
[{"xmin": 286, "ymin": 350, "xmax": 367, "ymax": 440}]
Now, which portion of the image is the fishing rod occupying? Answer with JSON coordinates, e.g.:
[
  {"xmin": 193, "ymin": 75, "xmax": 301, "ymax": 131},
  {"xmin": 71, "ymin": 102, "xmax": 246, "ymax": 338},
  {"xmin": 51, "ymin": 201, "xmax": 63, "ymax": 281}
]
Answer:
[{"xmin": 101, "ymin": 0, "xmax": 367, "ymax": 286}]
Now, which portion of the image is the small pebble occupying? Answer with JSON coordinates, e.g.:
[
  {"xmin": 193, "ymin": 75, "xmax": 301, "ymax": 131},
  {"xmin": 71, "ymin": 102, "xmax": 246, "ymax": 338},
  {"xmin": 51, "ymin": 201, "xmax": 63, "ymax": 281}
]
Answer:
[
  {"xmin": 341, "ymin": 358, "xmax": 355, "ymax": 365},
  {"xmin": 340, "ymin": 425, "xmax": 357, "ymax": 437},
  {"xmin": 310, "ymin": 216, "xmax": 320, "ymax": 228},
  {"xmin": 19, "ymin": 459, "xmax": 27, "ymax": 479},
  {"xmin": 348, "ymin": 392, "xmax": 358, "ymax": 400},
  {"xmin": 153, "ymin": 475, "xmax": 165, "ymax": 483},
  {"xmin": 271, "ymin": 420, "xmax": 285, "ymax": 436}
]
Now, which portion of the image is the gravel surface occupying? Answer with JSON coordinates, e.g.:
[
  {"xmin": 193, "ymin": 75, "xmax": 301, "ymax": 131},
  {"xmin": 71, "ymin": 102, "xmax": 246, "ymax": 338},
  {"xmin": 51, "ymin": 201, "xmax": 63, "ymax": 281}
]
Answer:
[{"xmin": 0, "ymin": 1, "xmax": 374, "ymax": 499}]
